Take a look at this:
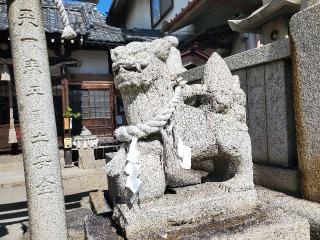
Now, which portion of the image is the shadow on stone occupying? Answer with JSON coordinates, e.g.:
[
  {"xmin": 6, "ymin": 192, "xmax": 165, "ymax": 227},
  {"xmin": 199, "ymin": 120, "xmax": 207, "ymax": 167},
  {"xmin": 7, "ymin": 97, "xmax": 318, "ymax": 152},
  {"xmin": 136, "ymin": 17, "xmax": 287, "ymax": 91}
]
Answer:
[
  {"xmin": 0, "ymin": 224, "xmax": 8, "ymax": 238},
  {"xmin": 85, "ymin": 213, "xmax": 125, "ymax": 240}
]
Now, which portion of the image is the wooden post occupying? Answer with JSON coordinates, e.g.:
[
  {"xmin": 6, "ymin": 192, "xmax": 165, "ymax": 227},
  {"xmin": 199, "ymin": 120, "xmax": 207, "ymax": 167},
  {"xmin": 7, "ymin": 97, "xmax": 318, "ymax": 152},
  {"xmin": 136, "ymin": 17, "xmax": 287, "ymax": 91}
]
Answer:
[
  {"xmin": 62, "ymin": 77, "xmax": 73, "ymax": 167},
  {"xmin": 7, "ymin": 0, "xmax": 67, "ymax": 239}
]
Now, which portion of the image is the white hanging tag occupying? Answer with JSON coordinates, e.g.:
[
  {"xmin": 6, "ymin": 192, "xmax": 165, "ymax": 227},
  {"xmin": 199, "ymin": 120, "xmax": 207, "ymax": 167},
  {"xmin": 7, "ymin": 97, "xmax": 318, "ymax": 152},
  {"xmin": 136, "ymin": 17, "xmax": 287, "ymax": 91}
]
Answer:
[
  {"xmin": 124, "ymin": 162, "xmax": 141, "ymax": 176},
  {"xmin": 126, "ymin": 175, "xmax": 142, "ymax": 194},
  {"xmin": 177, "ymin": 137, "xmax": 192, "ymax": 169},
  {"xmin": 127, "ymin": 137, "xmax": 139, "ymax": 163}
]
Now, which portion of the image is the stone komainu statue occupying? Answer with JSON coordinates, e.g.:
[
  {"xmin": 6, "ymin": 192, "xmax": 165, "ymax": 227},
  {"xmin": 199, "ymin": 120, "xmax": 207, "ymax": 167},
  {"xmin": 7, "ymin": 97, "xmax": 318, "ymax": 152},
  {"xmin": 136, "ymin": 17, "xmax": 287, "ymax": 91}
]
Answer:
[{"xmin": 106, "ymin": 36, "xmax": 255, "ymax": 238}]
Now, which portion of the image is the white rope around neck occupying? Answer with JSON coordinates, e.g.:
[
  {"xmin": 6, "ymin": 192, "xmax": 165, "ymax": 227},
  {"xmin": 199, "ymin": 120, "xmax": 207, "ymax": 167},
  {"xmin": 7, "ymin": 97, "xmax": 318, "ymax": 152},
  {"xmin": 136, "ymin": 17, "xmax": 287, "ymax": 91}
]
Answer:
[{"xmin": 53, "ymin": 0, "xmax": 77, "ymax": 39}]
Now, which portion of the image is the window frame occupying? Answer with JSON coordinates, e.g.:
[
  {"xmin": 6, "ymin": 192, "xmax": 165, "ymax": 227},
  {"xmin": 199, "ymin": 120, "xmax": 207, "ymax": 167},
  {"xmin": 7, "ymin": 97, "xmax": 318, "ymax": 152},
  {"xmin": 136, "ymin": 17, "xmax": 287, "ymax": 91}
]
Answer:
[{"xmin": 150, "ymin": 0, "xmax": 174, "ymax": 28}]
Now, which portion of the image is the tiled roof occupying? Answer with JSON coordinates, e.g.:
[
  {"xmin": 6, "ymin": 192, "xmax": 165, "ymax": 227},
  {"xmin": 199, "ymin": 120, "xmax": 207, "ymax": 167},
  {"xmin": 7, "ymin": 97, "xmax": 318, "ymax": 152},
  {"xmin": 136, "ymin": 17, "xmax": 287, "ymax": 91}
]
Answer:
[
  {"xmin": 124, "ymin": 28, "xmax": 164, "ymax": 42},
  {"xmin": 0, "ymin": 0, "xmax": 162, "ymax": 45},
  {"xmin": 0, "ymin": 0, "xmax": 8, "ymax": 31}
]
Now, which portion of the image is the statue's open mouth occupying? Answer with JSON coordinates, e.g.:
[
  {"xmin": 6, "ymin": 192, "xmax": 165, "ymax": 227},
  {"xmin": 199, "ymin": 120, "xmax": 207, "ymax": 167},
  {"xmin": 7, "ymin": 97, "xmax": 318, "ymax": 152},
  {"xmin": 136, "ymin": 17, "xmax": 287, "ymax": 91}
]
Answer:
[
  {"xmin": 113, "ymin": 63, "xmax": 148, "ymax": 76},
  {"xmin": 113, "ymin": 65, "xmax": 148, "ymax": 89}
]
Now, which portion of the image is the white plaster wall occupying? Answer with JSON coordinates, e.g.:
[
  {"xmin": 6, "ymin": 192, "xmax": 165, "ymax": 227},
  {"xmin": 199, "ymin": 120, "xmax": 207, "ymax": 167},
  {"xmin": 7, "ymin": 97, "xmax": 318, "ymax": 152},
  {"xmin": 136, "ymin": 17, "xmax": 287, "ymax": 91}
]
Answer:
[
  {"xmin": 155, "ymin": 0, "xmax": 192, "ymax": 33},
  {"xmin": 68, "ymin": 50, "xmax": 109, "ymax": 74},
  {"xmin": 125, "ymin": 0, "xmax": 194, "ymax": 35},
  {"xmin": 126, "ymin": 0, "xmax": 151, "ymax": 29}
]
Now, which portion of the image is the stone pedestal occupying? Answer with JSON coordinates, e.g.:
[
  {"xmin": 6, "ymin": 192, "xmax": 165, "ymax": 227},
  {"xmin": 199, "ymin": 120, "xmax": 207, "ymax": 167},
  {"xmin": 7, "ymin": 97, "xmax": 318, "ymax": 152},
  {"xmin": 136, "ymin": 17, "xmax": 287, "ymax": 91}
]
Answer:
[
  {"xmin": 170, "ymin": 208, "xmax": 310, "ymax": 240},
  {"xmin": 113, "ymin": 183, "xmax": 257, "ymax": 239},
  {"xmin": 79, "ymin": 148, "xmax": 95, "ymax": 169},
  {"xmin": 7, "ymin": 0, "xmax": 67, "ymax": 239},
  {"xmin": 84, "ymin": 207, "xmax": 310, "ymax": 240},
  {"xmin": 290, "ymin": 1, "xmax": 320, "ymax": 202}
]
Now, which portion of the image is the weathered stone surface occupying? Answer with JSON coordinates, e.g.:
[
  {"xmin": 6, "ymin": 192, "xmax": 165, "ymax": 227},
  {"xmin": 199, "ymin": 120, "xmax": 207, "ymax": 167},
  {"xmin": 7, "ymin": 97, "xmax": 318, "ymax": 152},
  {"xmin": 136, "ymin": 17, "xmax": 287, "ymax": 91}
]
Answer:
[
  {"xmin": 233, "ymin": 69, "xmax": 249, "ymax": 125},
  {"xmin": 290, "ymin": 1, "xmax": 320, "ymax": 202},
  {"xmin": 228, "ymin": 0, "xmax": 300, "ymax": 37},
  {"xmin": 166, "ymin": 45, "xmax": 186, "ymax": 75},
  {"xmin": 106, "ymin": 140, "xmax": 166, "ymax": 203},
  {"xmin": 257, "ymin": 186, "xmax": 320, "ymax": 240},
  {"xmin": 230, "ymin": 60, "xmax": 297, "ymax": 168},
  {"xmin": 178, "ymin": 39, "xmax": 291, "ymax": 81},
  {"xmin": 67, "ymin": 208, "xmax": 92, "ymax": 240},
  {"xmin": 254, "ymin": 164, "xmax": 299, "ymax": 194},
  {"xmin": 301, "ymin": 0, "xmax": 320, "ymax": 8},
  {"xmin": 173, "ymin": 53, "xmax": 254, "ymax": 190},
  {"xmin": 84, "ymin": 215, "xmax": 121, "ymax": 240},
  {"xmin": 114, "ymin": 183, "xmax": 257, "ymax": 239},
  {"xmin": 246, "ymin": 65, "xmax": 268, "ymax": 164},
  {"xmin": 108, "ymin": 38, "xmax": 256, "ymax": 237},
  {"xmin": 78, "ymin": 148, "xmax": 95, "ymax": 169},
  {"xmin": 8, "ymin": 0, "xmax": 67, "ymax": 239},
  {"xmin": 111, "ymin": 38, "xmax": 176, "ymax": 125},
  {"xmin": 178, "ymin": 65, "xmax": 204, "ymax": 83},
  {"xmin": 80, "ymin": 196, "xmax": 91, "ymax": 210},
  {"xmin": 225, "ymin": 39, "xmax": 291, "ymax": 71},
  {"xmin": 260, "ymin": 17, "xmax": 289, "ymax": 44},
  {"xmin": 167, "ymin": 207, "xmax": 310, "ymax": 240},
  {"xmin": 89, "ymin": 191, "xmax": 110, "ymax": 214},
  {"xmin": 84, "ymin": 202, "xmax": 310, "ymax": 240},
  {"xmin": 265, "ymin": 60, "xmax": 297, "ymax": 167}
]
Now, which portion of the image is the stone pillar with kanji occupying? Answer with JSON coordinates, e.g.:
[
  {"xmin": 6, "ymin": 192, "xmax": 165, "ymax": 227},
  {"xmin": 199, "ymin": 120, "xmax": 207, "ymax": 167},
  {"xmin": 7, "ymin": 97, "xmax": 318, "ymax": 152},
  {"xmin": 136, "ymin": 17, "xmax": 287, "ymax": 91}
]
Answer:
[{"xmin": 7, "ymin": 0, "xmax": 67, "ymax": 239}]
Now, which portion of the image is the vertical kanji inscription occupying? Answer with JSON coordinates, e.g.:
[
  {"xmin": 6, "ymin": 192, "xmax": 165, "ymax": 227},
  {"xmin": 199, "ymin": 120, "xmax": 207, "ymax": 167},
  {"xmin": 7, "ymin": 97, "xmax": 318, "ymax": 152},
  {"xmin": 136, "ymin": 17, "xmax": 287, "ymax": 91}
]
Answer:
[{"xmin": 8, "ymin": 0, "xmax": 67, "ymax": 239}]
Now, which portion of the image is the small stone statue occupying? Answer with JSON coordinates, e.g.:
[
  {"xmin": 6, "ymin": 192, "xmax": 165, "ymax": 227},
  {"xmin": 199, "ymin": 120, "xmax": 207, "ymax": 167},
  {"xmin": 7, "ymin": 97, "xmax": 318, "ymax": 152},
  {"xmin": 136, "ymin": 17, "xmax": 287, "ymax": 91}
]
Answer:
[{"xmin": 106, "ymin": 36, "xmax": 255, "ymax": 238}]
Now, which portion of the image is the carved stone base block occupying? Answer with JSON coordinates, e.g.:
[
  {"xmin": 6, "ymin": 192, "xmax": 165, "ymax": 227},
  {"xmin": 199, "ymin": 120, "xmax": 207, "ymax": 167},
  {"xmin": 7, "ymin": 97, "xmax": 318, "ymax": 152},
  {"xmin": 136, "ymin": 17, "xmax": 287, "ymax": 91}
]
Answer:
[
  {"xmin": 113, "ymin": 182, "xmax": 257, "ymax": 239},
  {"xmin": 114, "ymin": 203, "xmax": 310, "ymax": 240}
]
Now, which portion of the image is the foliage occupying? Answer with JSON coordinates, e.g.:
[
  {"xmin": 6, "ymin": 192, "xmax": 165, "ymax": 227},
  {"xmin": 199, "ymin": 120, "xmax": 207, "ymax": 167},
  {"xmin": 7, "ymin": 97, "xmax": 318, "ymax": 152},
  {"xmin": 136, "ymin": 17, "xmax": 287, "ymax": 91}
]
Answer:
[{"xmin": 63, "ymin": 106, "xmax": 81, "ymax": 119}]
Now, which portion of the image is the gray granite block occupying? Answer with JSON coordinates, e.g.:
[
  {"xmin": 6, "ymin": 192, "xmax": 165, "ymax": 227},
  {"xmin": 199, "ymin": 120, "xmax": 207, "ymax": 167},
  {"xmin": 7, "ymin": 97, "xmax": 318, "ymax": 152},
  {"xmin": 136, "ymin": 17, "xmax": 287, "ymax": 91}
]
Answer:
[
  {"xmin": 225, "ymin": 39, "xmax": 291, "ymax": 71},
  {"xmin": 254, "ymin": 164, "xmax": 299, "ymax": 195},
  {"xmin": 172, "ymin": 207, "xmax": 310, "ymax": 240},
  {"xmin": 178, "ymin": 39, "xmax": 291, "ymax": 83},
  {"xmin": 116, "ymin": 203, "xmax": 311, "ymax": 240},
  {"xmin": 113, "ymin": 182, "xmax": 257, "ymax": 239},
  {"xmin": 178, "ymin": 65, "xmax": 205, "ymax": 83},
  {"xmin": 67, "ymin": 208, "xmax": 93, "ymax": 240},
  {"xmin": 84, "ymin": 215, "xmax": 120, "ymax": 240},
  {"xmin": 257, "ymin": 186, "xmax": 320, "ymax": 240},
  {"xmin": 290, "ymin": 1, "xmax": 320, "ymax": 202},
  {"xmin": 265, "ymin": 61, "xmax": 297, "ymax": 167},
  {"xmin": 233, "ymin": 69, "xmax": 249, "ymax": 125},
  {"xmin": 106, "ymin": 140, "xmax": 166, "ymax": 204},
  {"xmin": 246, "ymin": 66, "xmax": 268, "ymax": 164}
]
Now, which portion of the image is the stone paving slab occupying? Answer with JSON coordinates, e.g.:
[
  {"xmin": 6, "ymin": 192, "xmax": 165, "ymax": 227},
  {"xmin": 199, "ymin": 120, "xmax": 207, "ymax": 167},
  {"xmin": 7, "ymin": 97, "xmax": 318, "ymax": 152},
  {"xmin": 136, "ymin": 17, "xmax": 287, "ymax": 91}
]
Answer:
[
  {"xmin": 0, "ymin": 168, "xmax": 107, "ymax": 204},
  {"xmin": 257, "ymin": 186, "xmax": 320, "ymax": 240}
]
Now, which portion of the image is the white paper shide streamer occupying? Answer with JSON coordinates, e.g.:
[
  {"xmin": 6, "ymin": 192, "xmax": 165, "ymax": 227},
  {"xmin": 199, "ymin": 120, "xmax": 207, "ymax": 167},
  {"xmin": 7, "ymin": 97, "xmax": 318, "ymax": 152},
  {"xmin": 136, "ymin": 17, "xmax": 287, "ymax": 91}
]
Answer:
[
  {"xmin": 124, "ymin": 137, "xmax": 142, "ymax": 202},
  {"xmin": 177, "ymin": 137, "xmax": 192, "ymax": 169}
]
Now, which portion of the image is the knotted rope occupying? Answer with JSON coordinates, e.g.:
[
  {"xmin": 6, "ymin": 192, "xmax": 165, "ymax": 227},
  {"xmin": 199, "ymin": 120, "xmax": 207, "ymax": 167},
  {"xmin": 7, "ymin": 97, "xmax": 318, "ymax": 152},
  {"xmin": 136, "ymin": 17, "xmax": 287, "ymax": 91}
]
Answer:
[{"xmin": 53, "ymin": 0, "xmax": 77, "ymax": 39}]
